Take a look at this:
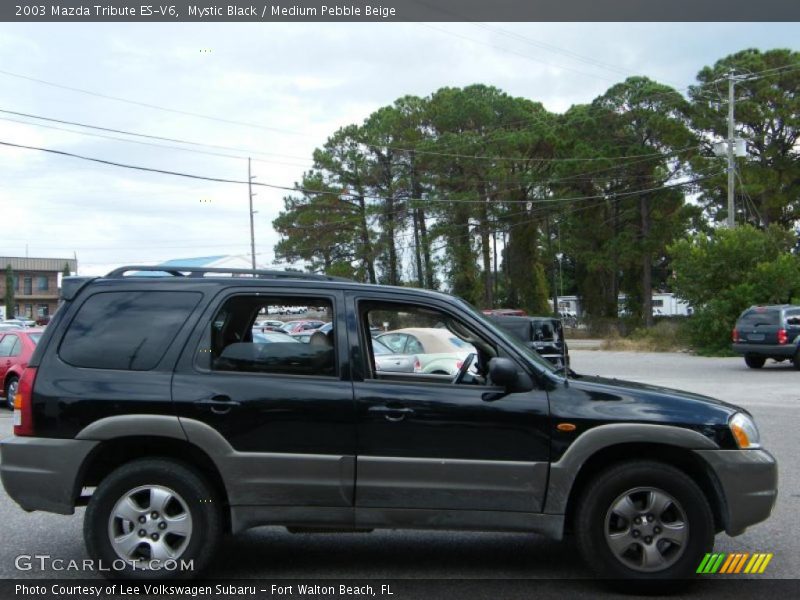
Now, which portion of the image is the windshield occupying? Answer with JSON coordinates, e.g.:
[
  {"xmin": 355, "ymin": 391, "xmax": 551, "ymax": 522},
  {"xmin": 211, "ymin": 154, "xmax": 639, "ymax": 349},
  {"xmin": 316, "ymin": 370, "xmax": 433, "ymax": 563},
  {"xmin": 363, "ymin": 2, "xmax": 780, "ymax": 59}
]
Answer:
[
  {"xmin": 455, "ymin": 298, "xmax": 558, "ymax": 373},
  {"xmin": 739, "ymin": 309, "xmax": 780, "ymax": 327}
]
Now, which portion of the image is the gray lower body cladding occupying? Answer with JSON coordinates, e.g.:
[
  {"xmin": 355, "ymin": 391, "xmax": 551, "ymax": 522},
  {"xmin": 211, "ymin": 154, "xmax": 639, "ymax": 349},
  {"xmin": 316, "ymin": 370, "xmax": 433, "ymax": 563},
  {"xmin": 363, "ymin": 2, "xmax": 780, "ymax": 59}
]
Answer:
[
  {"xmin": 694, "ymin": 448, "xmax": 778, "ymax": 536},
  {"xmin": 0, "ymin": 436, "xmax": 98, "ymax": 514}
]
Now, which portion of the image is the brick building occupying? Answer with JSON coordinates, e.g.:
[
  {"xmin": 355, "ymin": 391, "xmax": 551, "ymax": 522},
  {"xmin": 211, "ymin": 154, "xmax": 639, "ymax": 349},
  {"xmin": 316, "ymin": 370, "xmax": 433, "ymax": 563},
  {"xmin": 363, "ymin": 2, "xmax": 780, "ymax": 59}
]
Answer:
[{"xmin": 0, "ymin": 257, "xmax": 78, "ymax": 320}]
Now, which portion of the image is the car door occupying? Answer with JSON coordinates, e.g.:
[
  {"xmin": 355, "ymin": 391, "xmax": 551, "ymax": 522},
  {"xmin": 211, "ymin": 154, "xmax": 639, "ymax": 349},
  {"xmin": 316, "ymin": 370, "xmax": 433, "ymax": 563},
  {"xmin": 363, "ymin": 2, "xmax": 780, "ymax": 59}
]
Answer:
[
  {"xmin": 348, "ymin": 292, "xmax": 551, "ymax": 525},
  {"xmin": 171, "ymin": 288, "xmax": 356, "ymax": 514}
]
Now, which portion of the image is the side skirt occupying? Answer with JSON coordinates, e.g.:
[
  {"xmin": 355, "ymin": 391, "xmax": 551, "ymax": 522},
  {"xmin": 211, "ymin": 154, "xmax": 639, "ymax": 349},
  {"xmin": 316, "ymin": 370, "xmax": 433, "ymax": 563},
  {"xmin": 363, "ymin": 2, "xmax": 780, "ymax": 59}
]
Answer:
[{"xmin": 230, "ymin": 505, "xmax": 563, "ymax": 540}]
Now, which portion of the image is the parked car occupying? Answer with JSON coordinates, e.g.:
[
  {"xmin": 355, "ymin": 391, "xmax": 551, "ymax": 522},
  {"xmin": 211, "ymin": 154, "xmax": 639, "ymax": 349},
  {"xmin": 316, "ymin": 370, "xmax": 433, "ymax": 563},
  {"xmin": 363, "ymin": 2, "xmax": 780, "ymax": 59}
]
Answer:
[
  {"xmin": 732, "ymin": 304, "xmax": 800, "ymax": 369},
  {"xmin": 252, "ymin": 331, "xmax": 297, "ymax": 344},
  {"xmin": 0, "ymin": 328, "xmax": 43, "ymax": 409},
  {"xmin": 489, "ymin": 315, "xmax": 569, "ymax": 368},
  {"xmin": 253, "ymin": 319, "xmax": 285, "ymax": 333},
  {"xmin": 372, "ymin": 338, "xmax": 417, "ymax": 373},
  {"xmin": 0, "ymin": 265, "xmax": 777, "ymax": 584},
  {"xmin": 281, "ymin": 320, "xmax": 325, "ymax": 334},
  {"xmin": 376, "ymin": 327, "xmax": 476, "ymax": 375},
  {"xmin": 2, "ymin": 318, "xmax": 34, "ymax": 329}
]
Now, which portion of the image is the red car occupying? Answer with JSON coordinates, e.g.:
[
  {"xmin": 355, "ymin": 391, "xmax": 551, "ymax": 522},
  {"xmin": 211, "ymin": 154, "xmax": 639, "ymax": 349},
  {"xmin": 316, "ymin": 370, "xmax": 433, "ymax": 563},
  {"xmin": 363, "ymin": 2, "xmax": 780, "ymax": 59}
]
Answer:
[
  {"xmin": 280, "ymin": 320, "xmax": 325, "ymax": 334},
  {"xmin": 0, "ymin": 328, "xmax": 43, "ymax": 410}
]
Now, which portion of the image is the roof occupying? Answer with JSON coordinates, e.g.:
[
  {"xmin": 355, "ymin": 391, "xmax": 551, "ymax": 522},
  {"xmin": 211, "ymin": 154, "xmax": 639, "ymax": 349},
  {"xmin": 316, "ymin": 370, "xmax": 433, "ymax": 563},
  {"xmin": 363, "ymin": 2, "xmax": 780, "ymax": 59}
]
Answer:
[
  {"xmin": 381, "ymin": 327, "xmax": 472, "ymax": 354},
  {"xmin": 1, "ymin": 257, "xmax": 77, "ymax": 272}
]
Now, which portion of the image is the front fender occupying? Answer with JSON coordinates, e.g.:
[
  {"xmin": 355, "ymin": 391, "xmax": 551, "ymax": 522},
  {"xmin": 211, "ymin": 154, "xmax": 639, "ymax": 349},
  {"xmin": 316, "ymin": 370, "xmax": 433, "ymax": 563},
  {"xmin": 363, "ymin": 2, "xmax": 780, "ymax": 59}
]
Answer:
[{"xmin": 543, "ymin": 423, "xmax": 719, "ymax": 514}]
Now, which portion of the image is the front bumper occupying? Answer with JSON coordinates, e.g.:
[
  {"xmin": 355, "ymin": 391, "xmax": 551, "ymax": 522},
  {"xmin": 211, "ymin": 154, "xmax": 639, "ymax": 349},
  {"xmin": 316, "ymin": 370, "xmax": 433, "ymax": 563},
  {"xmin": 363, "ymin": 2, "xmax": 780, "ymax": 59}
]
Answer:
[
  {"xmin": 0, "ymin": 436, "xmax": 98, "ymax": 515},
  {"xmin": 695, "ymin": 448, "xmax": 778, "ymax": 536},
  {"xmin": 732, "ymin": 343, "xmax": 796, "ymax": 358}
]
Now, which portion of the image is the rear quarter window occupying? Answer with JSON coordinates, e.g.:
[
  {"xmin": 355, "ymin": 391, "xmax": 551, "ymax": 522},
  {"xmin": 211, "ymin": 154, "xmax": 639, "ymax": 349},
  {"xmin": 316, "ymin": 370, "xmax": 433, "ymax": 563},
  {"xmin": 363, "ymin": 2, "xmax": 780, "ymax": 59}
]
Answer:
[{"xmin": 59, "ymin": 291, "xmax": 202, "ymax": 370}]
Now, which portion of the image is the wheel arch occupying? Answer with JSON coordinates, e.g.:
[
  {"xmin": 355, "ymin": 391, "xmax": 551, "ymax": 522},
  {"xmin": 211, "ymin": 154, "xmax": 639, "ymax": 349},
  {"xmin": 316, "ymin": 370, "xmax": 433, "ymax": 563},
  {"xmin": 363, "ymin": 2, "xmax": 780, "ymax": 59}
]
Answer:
[
  {"xmin": 559, "ymin": 442, "xmax": 727, "ymax": 535},
  {"xmin": 75, "ymin": 434, "xmax": 231, "ymax": 532}
]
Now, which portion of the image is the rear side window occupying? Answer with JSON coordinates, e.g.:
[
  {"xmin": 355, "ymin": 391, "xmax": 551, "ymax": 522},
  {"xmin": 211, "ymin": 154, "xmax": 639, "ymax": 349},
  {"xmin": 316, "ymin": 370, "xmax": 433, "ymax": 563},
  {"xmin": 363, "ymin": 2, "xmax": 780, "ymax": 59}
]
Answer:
[
  {"xmin": 60, "ymin": 291, "xmax": 201, "ymax": 370},
  {"xmin": 739, "ymin": 309, "xmax": 781, "ymax": 327}
]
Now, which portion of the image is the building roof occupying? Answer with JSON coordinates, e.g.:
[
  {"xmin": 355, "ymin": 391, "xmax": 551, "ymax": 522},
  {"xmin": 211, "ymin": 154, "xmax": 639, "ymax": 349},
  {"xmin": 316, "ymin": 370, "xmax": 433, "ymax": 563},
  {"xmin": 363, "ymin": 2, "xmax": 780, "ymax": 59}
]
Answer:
[
  {"xmin": 1, "ymin": 257, "xmax": 78, "ymax": 272},
  {"xmin": 158, "ymin": 255, "xmax": 228, "ymax": 267}
]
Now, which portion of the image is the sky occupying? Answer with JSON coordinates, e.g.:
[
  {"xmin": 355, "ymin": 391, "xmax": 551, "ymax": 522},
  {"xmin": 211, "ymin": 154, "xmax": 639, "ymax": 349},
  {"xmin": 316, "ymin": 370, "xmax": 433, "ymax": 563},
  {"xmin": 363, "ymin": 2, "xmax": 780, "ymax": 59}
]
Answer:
[{"xmin": 0, "ymin": 22, "xmax": 798, "ymax": 276}]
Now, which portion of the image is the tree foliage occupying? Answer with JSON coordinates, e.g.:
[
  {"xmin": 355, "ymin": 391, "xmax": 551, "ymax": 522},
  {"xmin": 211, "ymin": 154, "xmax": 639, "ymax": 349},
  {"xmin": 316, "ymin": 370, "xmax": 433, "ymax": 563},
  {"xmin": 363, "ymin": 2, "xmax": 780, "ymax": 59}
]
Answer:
[
  {"xmin": 669, "ymin": 226, "xmax": 800, "ymax": 353},
  {"xmin": 273, "ymin": 47, "xmax": 799, "ymax": 339}
]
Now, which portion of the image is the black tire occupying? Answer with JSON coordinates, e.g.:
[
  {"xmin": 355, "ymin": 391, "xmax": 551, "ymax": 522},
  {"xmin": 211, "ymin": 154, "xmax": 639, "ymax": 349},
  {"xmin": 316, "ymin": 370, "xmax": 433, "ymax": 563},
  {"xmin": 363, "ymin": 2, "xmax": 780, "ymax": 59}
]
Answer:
[
  {"xmin": 575, "ymin": 460, "xmax": 714, "ymax": 587},
  {"xmin": 5, "ymin": 376, "xmax": 18, "ymax": 410},
  {"xmin": 84, "ymin": 458, "xmax": 222, "ymax": 580},
  {"xmin": 744, "ymin": 355, "xmax": 766, "ymax": 369}
]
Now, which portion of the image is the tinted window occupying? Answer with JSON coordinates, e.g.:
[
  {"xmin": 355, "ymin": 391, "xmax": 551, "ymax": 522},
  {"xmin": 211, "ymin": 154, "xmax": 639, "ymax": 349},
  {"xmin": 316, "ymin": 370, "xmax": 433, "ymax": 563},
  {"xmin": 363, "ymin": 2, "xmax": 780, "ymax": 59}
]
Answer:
[
  {"xmin": 60, "ymin": 291, "xmax": 201, "ymax": 370},
  {"xmin": 209, "ymin": 295, "xmax": 335, "ymax": 377},
  {"xmin": 28, "ymin": 333, "xmax": 42, "ymax": 345},
  {"xmin": 739, "ymin": 309, "xmax": 781, "ymax": 327}
]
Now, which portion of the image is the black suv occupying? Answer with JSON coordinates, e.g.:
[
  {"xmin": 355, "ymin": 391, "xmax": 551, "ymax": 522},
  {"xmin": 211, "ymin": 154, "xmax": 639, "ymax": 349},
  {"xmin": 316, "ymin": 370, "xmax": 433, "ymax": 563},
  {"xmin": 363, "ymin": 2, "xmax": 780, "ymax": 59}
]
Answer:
[
  {"xmin": 732, "ymin": 305, "xmax": 800, "ymax": 369},
  {"xmin": 1, "ymin": 266, "xmax": 777, "ymax": 582}
]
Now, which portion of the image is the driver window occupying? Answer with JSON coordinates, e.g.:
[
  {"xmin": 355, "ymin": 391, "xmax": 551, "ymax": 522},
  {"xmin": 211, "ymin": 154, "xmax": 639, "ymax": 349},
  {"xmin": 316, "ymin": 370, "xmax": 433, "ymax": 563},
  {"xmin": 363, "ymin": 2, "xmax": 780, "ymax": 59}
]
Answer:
[{"xmin": 361, "ymin": 300, "xmax": 495, "ymax": 386}]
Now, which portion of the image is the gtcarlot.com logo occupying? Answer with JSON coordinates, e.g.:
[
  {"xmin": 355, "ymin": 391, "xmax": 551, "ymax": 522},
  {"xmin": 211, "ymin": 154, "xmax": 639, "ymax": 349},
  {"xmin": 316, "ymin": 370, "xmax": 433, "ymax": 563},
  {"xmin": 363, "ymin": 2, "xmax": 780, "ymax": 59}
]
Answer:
[{"xmin": 697, "ymin": 552, "xmax": 773, "ymax": 574}]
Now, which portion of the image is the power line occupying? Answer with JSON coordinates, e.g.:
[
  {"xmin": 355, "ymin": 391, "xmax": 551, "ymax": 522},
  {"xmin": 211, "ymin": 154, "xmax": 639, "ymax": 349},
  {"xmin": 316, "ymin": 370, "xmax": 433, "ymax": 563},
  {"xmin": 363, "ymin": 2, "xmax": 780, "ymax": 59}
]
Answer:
[
  {"xmin": 0, "ymin": 68, "xmax": 302, "ymax": 137},
  {"xmin": 0, "ymin": 116, "xmax": 313, "ymax": 168},
  {"xmin": 1, "ymin": 139, "xmax": 709, "ymax": 207},
  {"xmin": 0, "ymin": 108, "xmax": 314, "ymax": 161}
]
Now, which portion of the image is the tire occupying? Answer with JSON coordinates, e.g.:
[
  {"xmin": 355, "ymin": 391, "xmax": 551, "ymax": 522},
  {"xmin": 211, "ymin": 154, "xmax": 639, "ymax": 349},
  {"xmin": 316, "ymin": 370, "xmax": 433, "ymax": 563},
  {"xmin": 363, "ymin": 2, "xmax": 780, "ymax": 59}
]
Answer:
[
  {"xmin": 744, "ymin": 355, "xmax": 766, "ymax": 369},
  {"xmin": 5, "ymin": 376, "xmax": 18, "ymax": 410},
  {"xmin": 574, "ymin": 460, "xmax": 714, "ymax": 587},
  {"xmin": 84, "ymin": 458, "xmax": 222, "ymax": 580}
]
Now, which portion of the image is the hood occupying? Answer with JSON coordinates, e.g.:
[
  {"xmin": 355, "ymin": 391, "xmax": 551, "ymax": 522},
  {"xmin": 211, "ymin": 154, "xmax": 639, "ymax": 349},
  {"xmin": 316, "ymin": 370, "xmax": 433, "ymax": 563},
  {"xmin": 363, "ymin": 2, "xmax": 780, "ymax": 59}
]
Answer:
[{"xmin": 548, "ymin": 373, "xmax": 742, "ymax": 428}]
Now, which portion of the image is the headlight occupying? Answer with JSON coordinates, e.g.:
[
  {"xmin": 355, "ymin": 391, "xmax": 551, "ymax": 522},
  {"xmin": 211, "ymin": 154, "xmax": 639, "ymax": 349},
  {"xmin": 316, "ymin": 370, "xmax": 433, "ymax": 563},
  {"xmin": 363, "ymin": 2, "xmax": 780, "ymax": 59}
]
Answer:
[{"xmin": 729, "ymin": 412, "xmax": 761, "ymax": 449}]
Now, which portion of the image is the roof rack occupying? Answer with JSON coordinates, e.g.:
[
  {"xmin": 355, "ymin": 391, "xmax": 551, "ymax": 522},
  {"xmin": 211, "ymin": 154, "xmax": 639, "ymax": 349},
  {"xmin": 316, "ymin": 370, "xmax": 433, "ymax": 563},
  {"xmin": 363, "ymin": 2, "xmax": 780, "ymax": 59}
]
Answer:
[{"xmin": 105, "ymin": 265, "xmax": 352, "ymax": 282}]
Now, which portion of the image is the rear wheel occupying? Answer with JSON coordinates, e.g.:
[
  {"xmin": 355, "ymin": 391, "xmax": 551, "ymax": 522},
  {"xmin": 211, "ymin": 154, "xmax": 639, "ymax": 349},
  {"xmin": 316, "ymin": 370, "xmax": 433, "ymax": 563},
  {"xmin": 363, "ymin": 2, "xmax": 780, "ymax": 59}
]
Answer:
[
  {"xmin": 84, "ymin": 459, "xmax": 221, "ymax": 579},
  {"xmin": 575, "ymin": 460, "xmax": 714, "ymax": 587},
  {"xmin": 744, "ymin": 355, "xmax": 766, "ymax": 369},
  {"xmin": 5, "ymin": 376, "xmax": 18, "ymax": 410}
]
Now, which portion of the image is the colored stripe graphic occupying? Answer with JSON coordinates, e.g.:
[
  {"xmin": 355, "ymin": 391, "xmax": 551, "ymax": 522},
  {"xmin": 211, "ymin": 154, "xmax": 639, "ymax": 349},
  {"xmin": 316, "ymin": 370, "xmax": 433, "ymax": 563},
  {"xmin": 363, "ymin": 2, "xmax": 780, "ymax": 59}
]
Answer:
[
  {"xmin": 758, "ymin": 554, "xmax": 773, "ymax": 573},
  {"xmin": 720, "ymin": 553, "xmax": 737, "ymax": 573},
  {"xmin": 697, "ymin": 552, "xmax": 771, "ymax": 574}
]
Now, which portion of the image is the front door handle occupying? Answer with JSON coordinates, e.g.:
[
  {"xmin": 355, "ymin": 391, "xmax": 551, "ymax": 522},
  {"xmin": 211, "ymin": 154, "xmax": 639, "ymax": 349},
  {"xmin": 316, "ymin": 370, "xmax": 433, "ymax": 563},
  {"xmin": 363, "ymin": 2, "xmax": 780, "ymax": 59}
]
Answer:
[
  {"xmin": 194, "ymin": 395, "xmax": 241, "ymax": 415},
  {"xmin": 368, "ymin": 405, "xmax": 415, "ymax": 422}
]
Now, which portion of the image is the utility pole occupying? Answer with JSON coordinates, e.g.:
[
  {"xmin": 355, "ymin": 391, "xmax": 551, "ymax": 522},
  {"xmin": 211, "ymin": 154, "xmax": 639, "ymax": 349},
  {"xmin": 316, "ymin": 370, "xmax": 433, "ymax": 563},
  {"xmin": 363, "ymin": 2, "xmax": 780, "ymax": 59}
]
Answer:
[
  {"xmin": 248, "ymin": 158, "xmax": 256, "ymax": 270},
  {"xmin": 726, "ymin": 72, "xmax": 736, "ymax": 228}
]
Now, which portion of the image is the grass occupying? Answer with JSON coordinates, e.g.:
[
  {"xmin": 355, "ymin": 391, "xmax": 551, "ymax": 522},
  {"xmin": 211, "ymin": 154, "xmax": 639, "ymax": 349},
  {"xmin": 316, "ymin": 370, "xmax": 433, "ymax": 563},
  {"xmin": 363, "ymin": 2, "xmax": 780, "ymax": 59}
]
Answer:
[{"xmin": 600, "ymin": 320, "xmax": 691, "ymax": 353}]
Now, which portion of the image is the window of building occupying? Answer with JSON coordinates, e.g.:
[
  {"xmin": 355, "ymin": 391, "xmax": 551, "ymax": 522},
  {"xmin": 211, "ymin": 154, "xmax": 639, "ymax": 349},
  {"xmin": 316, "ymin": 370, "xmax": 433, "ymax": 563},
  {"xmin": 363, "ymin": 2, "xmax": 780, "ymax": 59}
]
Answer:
[
  {"xmin": 60, "ymin": 291, "xmax": 202, "ymax": 370},
  {"xmin": 37, "ymin": 304, "xmax": 49, "ymax": 317},
  {"xmin": 24, "ymin": 304, "xmax": 33, "ymax": 318},
  {"xmin": 36, "ymin": 276, "xmax": 48, "ymax": 291},
  {"xmin": 206, "ymin": 295, "xmax": 335, "ymax": 378},
  {"xmin": 23, "ymin": 277, "xmax": 32, "ymax": 295}
]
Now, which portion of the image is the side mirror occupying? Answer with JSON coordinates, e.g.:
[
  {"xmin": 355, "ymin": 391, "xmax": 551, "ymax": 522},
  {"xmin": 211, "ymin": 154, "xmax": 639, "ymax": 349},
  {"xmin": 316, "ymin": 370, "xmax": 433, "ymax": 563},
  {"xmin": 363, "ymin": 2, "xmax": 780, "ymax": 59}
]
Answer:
[{"xmin": 487, "ymin": 357, "xmax": 534, "ymax": 395}]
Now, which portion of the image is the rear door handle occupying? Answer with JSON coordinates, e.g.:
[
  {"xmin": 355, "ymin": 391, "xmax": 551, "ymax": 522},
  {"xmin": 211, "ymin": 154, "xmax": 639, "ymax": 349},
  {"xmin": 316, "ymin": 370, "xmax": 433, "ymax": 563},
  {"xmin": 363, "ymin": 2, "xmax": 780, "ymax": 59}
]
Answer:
[
  {"xmin": 194, "ymin": 395, "xmax": 240, "ymax": 415},
  {"xmin": 368, "ymin": 406, "xmax": 415, "ymax": 422}
]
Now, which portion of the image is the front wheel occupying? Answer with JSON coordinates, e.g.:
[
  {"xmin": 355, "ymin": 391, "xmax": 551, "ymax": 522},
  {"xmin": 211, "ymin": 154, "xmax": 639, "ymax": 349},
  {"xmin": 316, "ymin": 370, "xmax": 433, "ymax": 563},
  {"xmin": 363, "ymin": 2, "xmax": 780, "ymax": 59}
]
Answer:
[
  {"xmin": 84, "ymin": 459, "xmax": 222, "ymax": 579},
  {"xmin": 575, "ymin": 460, "xmax": 714, "ymax": 584}
]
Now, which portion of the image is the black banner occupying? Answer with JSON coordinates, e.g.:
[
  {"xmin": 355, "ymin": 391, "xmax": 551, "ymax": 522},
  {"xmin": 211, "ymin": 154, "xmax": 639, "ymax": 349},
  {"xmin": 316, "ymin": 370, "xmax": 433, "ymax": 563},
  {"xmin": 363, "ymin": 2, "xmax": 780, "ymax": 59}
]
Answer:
[{"xmin": 3, "ymin": 0, "xmax": 800, "ymax": 22}]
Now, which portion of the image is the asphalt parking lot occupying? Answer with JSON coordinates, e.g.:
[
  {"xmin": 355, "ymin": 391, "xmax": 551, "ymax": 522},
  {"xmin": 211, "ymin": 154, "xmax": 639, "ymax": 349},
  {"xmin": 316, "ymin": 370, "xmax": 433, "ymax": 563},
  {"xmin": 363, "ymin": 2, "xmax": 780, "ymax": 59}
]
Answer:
[{"xmin": 0, "ymin": 350, "xmax": 796, "ymax": 594}]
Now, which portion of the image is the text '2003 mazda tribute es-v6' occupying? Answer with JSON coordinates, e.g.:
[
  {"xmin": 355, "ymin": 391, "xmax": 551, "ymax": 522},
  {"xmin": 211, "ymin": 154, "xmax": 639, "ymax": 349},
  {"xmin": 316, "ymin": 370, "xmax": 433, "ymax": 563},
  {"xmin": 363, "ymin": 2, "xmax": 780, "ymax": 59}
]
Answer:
[{"xmin": 0, "ymin": 266, "xmax": 777, "ymax": 583}]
